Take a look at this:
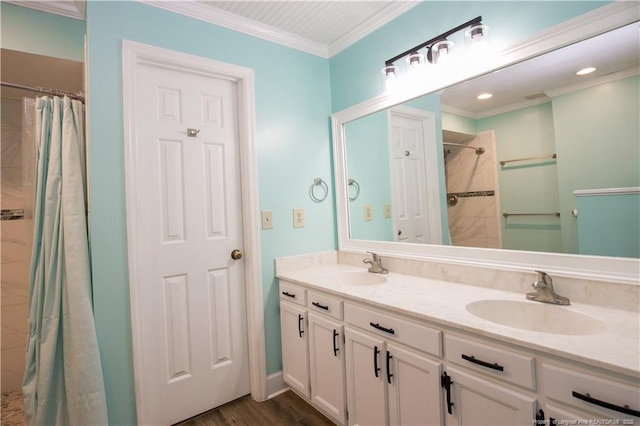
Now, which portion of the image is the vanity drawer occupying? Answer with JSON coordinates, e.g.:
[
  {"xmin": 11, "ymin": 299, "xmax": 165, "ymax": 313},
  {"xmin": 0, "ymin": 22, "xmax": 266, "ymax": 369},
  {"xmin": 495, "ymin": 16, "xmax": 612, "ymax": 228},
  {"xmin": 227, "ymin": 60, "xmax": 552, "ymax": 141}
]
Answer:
[
  {"xmin": 445, "ymin": 334, "xmax": 535, "ymax": 390},
  {"xmin": 344, "ymin": 303, "xmax": 442, "ymax": 357},
  {"xmin": 307, "ymin": 290, "xmax": 343, "ymax": 320},
  {"xmin": 279, "ymin": 280, "xmax": 306, "ymax": 306},
  {"xmin": 542, "ymin": 363, "xmax": 640, "ymax": 420}
]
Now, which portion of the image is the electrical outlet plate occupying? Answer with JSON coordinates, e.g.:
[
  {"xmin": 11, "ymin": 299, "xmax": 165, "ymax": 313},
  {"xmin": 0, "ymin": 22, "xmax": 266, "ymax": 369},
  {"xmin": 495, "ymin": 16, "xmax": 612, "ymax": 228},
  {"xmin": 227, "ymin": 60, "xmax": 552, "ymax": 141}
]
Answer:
[
  {"xmin": 364, "ymin": 205, "xmax": 372, "ymax": 221},
  {"xmin": 261, "ymin": 210, "xmax": 273, "ymax": 230},
  {"xmin": 293, "ymin": 208, "xmax": 304, "ymax": 228},
  {"xmin": 384, "ymin": 204, "xmax": 391, "ymax": 218}
]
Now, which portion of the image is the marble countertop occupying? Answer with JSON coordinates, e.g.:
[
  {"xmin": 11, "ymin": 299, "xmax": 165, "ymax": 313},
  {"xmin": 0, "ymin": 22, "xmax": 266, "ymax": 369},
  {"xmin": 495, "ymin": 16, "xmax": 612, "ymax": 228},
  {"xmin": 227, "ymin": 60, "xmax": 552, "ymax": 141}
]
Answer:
[{"xmin": 276, "ymin": 264, "xmax": 640, "ymax": 378}]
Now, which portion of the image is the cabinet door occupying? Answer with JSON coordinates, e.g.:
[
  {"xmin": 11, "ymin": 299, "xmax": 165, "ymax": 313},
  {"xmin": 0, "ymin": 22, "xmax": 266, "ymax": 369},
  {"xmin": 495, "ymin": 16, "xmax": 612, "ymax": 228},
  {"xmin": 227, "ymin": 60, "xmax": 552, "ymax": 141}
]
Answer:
[
  {"xmin": 308, "ymin": 312, "xmax": 346, "ymax": 424},
  {"xmin": 387, "ymin": 343, "xmax": 443, "ymax": 426},
  {"xmin": 345, "ymin": 327, "xmax": 387, "ymax": 426},
  {"xmin": 280, "ymin": 301, "xmax": 310, "ymax": 397},
  {"xmin": 446, "ymin": 367, "xmax": 536, "ymax": 426}
]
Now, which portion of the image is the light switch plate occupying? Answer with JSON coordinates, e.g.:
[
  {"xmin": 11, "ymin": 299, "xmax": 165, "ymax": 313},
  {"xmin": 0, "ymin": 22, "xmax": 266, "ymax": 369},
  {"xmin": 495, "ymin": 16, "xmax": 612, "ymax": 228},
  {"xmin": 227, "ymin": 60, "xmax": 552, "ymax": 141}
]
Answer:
[
  {"xmin": 364, "ymin": 205, "xmax": 372, "ymax": 221},
  {"xmin": 293, "ymin": 208, "xmax": 304, "ymax": 228},
  {"xmin": 384, "ymin": 204, "xmax": 391, "ymax": 218},
  {"xmin": 261, "ymin": 210, "xmax": 273, "ymax": 230}
]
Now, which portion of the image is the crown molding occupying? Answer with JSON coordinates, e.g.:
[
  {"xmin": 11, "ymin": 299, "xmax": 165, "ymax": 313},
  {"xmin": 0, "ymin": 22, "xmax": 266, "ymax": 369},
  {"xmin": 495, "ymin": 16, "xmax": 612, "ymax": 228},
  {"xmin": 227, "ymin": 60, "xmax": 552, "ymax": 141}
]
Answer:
[
  {"xmin": 5, "ymin": 0, "xmax": 85, "ymax": 20},
  {"xmin": 140, "ymin": 1, "xmax": 422, "ymax": 59},
  {"xmin": 441, "ymin": 97, "xmax": 550, "ymax": 120},
  {"xmin": 327, "ymin": 1, "xmax": 421, "ymax": 57},
  {"xmin": 545, "ymin": 67, "xmax": 640, "ymax": 98},
  {"xmin": 139, "ymin": 0, "xmax": 330, "ymax": 58}
]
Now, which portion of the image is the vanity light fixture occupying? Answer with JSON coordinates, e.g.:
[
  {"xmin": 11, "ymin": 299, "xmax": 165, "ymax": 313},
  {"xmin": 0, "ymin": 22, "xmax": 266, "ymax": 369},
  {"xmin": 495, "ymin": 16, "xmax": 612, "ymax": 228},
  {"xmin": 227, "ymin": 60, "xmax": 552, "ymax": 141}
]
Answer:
[
  {"xmin": 576, "ymin": 67, "xmax": 596, "ymax": 75},
  {"xmin": 381, "ymin": 16, "xmax": 489, "ymax": 92},
  {"xmin": 477, "ymin": 93, "xmax": 493, "ymax": 100}
]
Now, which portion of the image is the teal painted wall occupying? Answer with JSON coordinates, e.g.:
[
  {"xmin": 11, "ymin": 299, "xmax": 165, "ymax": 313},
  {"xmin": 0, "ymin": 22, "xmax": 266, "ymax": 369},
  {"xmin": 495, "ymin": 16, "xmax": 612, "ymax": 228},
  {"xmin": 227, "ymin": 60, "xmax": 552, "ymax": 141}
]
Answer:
[
  {"xmin": 86, "ymin": 2, "xmax": 333, "ymax": 423},
  {"xmin": 345, "ymin": 110, "xmax": 394, "ymax": 241},
  {"xmin": 329, "ymin": 1, "xmax": 609, "ymax": 113},
  {"xmin": 442, "ymin": 112, "xmax": 477, "ymax": 135},
  {"xmin": 577, "ymin": 193, "xmax": 640, "ymax": 258},
  {"xmin": 552, "ymin": 75, "xmax": 640, "ymax": 254},
  {"xmin": 0, "ymin": 3, "xmax": 85, "ymax": 61},
  {"xmin": 477, "ymin": 103, "xmax": 561, "ymax": 253}
]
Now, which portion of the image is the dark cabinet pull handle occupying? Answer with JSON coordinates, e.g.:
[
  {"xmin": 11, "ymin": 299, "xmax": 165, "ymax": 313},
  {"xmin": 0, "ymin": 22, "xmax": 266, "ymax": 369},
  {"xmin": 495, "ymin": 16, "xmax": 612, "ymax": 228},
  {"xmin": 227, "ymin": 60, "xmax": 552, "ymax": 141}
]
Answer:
[
  {"xmin": 441, "ymin": 372, "xmax": 454, "ymax": 415},
  {"xmin": 572, "ymin": 391, "xmax": 640, "ymax": 417},
  {"xmin": 312, "ymin": 301, "xmax": 329, "ymax": 311},
  {"xmin": 297, "ymin": 314, "xmax": 304, "ymax": 338},
  {"xmin": 535, "ymin": 409, "xmax": 545, "ymax": 426},
  {"xmin": 282, "ymin": 291, "xmax": 296, "ymax": 298},
  {"xmin": 461, "ymin": 354, "xmax": 504, "ymax": 371},
  {"xmin": 373, "ymin": 346, "xmax": 381, "ymax": 378},
  {"xmin": 369, "ymin": 322, "xmax": 395, "ymax": 335},
  {"xmin": 550, "ymin": 418, "xmax": 557, "ymax": 426},
  {"xmin": 332, "ymin": 329, "xmax": 339, "ymax": 357},
  {"xmin": 386, "ymin": 351, "xmax": 394, "ymax": 384}
]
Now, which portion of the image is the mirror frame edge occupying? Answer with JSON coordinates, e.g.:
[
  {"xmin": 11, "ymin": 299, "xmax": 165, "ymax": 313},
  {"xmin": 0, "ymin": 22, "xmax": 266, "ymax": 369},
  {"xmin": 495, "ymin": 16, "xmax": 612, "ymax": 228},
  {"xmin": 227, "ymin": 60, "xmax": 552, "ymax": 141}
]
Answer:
[{"xmin": 332, "ymin": 2, "xmax": 640, "ymax": 285}]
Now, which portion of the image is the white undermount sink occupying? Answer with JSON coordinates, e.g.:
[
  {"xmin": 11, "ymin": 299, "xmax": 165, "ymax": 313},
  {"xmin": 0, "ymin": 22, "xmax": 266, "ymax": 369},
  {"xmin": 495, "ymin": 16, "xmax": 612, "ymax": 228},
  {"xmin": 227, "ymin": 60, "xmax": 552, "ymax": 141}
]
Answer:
[
  {"xmin": 322, "ymin": 271, "xmax": 387, "ymax": 286},
  {"xmin": 466, "ymin": 300, "xmax": 606, "ymax": 335}
]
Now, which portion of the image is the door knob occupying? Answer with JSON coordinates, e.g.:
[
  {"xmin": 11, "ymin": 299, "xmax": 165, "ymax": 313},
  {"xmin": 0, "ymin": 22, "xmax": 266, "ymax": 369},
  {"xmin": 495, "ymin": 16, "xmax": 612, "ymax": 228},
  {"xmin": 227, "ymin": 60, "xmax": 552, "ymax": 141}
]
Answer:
[{"xmin": 231, "ymin": 249, "xmax": 243, "ymax": 260}]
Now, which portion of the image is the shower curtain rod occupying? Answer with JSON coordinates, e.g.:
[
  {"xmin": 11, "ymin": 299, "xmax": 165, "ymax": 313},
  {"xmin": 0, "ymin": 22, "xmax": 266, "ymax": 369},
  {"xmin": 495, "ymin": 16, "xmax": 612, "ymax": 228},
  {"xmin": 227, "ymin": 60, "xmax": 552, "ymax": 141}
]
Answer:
[
  {"xmin": 443, "ymin": 142, "xmax": 485, "ymax": 155},
  {"xmin": 1, "ymin": 81, "xmax": 85, "ymax": 102}
]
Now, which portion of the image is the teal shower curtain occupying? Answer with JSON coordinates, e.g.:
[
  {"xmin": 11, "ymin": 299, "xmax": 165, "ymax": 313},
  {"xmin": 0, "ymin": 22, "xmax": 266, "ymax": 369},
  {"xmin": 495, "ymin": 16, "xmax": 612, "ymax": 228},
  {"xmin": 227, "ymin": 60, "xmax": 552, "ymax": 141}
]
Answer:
[{"xmin": 22, "ymin": 96, "xmax": 108, "ymax": 425}]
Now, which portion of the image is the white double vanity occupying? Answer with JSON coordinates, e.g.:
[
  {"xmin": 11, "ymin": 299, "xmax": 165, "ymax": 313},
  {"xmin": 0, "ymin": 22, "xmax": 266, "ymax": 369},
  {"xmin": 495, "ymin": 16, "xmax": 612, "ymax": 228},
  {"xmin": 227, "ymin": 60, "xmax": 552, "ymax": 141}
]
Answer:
[{"xmin": 276, "ymin": 251, "xmax": 639, "ymax": 425}]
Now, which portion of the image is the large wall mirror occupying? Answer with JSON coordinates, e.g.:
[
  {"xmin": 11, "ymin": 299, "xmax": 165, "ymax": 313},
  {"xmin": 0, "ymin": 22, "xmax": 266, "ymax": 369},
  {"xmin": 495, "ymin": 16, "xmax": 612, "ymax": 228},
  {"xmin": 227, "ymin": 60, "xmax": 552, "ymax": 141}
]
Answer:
[{"xmin": 332, "ymin": 4, "xmax": 639, "ymax": 284}]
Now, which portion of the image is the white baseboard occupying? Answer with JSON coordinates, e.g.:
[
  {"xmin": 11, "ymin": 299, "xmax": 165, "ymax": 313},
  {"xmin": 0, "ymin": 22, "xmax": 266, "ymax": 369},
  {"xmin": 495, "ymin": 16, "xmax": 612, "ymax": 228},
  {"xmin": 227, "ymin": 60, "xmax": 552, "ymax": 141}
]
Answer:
[{"xmin": 266, "ymin": 371, "xmax": 288, "ymax": 399}]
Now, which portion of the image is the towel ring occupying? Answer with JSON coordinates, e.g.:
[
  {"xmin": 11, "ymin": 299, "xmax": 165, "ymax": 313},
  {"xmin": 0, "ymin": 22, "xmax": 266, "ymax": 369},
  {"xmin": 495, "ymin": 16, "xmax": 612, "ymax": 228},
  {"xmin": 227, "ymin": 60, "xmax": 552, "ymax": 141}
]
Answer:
[
  {"xmin": 309, "ymin": 178, "xmax": 328, "ymax": 203},
  {"xmin": 348, "ymin": 178, "xmax": 360, "ymax": 201}
]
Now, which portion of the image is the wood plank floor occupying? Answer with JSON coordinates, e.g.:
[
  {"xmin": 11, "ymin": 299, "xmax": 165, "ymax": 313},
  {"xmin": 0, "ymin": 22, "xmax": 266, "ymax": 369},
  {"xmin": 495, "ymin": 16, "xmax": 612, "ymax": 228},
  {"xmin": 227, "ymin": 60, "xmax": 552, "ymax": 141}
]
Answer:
[{"xmin": 176, "ymin": 390, "xmax": 335, "ymax": 426}]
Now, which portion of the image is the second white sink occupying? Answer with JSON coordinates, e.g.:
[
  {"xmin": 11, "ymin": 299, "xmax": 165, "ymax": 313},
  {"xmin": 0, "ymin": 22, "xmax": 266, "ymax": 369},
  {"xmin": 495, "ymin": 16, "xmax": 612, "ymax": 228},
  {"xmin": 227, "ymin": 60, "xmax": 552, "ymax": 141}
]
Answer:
[
  {"xmin": 323, "ymin": 271, "xmax": 387, "ymax": 286},
  {"xmin": 466, "ymin": 300, "xmax": 606, "ymax": 335}
]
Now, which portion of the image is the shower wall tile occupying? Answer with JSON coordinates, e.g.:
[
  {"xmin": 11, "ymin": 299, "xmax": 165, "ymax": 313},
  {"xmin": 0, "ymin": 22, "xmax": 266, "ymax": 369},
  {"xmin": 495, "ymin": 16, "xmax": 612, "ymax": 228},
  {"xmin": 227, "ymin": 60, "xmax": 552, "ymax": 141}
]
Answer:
[
  {"xmin": 1, "ymin": 128, "xmax": 22, "ymax": 168},
  {"xmin": 1, "ymin": 221, "xmax": 28, "ymax": 263},
  {"xmin": 453, "ymin": 197, "xmax": 497, "ymax": 219},
  {"xmin": 1, "ymin": 261, "xmax": 29, "ymax": 307},
  {"xmin": 1, "ymin": 168, "xmax": 23, "ymax": 209},
  {"xmin": 1, "ymin": 346, "xmax": 26, "ymax": 392},
  {"xmin": 1, "ymin": 303, "xmax": 27, "ymax": 350}
]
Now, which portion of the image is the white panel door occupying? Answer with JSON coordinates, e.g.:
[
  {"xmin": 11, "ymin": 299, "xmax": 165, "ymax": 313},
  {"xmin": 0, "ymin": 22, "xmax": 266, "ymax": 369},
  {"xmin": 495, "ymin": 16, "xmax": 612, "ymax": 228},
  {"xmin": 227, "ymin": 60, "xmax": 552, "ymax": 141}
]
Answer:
[
  {"xmin": 308, "ymin": 312, "xmax": 346, "ymax": 424},
  {"xmin": 280, "ymin": 301, "xmax": 310, "ymax": 397},
  {"xmin": 345, "ymin": 327, "xmax": 387, "ymax": 426},
  {"xmin": 135, "ymin": 64, "xmax": 249, "ymax": 425},
  {"xmin": 387, "ymin": 343, "xmax": 443, "ymax": 426},
  {"xmin": 446, "ymin": 367, "xmax": 536, "ymax": 426},
  {"xmin": 389, "ymin": 109, "xmax": 442, "ymax": 244}
]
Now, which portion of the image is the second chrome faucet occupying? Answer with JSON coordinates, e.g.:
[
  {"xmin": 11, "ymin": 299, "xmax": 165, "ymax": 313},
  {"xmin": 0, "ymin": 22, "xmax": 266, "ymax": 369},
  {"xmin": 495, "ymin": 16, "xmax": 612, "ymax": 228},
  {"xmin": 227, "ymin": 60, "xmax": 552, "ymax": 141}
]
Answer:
[{"xmin": 363, "ymin": 252, "xmax": 388, "ymax": 274}]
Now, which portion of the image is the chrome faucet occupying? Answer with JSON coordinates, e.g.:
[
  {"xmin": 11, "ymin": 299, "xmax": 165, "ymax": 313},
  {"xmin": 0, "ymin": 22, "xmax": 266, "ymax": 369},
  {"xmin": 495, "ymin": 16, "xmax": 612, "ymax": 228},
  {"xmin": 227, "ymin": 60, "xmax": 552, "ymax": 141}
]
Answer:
[
  {"xmin": 363, "ymin": 252, "xmax": 388, "ymax": 274},
  {"xmin": 526, "ymin": 270, "xmax": 570, "ymax": 305}
]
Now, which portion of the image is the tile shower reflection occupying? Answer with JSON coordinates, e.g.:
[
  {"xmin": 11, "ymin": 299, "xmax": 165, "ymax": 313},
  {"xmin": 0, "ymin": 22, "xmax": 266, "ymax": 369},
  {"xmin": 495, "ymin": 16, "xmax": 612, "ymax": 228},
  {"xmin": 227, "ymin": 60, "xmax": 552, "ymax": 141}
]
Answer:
[{"xmin": 444, "ymin": 130, "xmax": 502, "ymax": 249}]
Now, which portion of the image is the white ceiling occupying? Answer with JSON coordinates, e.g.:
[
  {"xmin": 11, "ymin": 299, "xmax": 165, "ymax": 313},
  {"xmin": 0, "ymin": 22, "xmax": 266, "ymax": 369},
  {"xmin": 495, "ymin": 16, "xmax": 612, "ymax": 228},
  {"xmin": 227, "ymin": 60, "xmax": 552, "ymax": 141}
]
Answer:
[
  {"xmin": 6, "ymin": 0, "xmax": 419, "ymax": 57},
  {"xmin": 200, "ymin": 1, "xmax": 419, "ymax": 56}
]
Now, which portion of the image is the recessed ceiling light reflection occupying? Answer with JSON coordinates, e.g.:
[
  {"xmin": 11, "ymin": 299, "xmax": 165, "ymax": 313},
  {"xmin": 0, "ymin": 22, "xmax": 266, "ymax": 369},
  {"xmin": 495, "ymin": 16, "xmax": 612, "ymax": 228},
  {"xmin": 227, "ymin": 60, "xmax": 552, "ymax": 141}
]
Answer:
[
  {"xmin": 477, "ymin": 93, "xmax": 493, "ymax": 100},
  {"xmin": 576, "ymin": 67, "xmax": 596, "ymax": 76}
]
